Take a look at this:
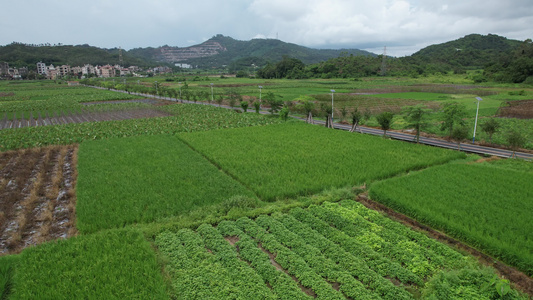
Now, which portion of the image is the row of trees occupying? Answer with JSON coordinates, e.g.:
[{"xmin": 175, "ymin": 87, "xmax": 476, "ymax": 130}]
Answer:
[{"xmin": 292, "ymin": 100, "xmax": 526, "ymax": 155}]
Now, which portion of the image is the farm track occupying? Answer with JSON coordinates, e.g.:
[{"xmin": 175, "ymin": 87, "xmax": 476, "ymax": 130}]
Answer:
[
  {"xmin": 0, "ymin": 108, "xmax": 173, "ymax": 130},
  {"xmin": 0, "ymin": 145, "xmax": 78, "ymax": 255}
]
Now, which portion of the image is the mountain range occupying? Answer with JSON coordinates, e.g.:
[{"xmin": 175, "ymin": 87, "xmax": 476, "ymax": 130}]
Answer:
[
  {"xmin": 128, "ymin": 34, "xmax": 375, "ymax": 69},
  {"xmin": 0, "ymin": 33, "xmax": 527, "ymax": 72}
]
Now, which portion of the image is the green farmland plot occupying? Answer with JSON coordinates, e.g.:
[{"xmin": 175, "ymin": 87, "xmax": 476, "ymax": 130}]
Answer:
[
  {"xmin": 179, "ymin": 122, "xmax": 466, "ymax": 201},
  {"xmin": 0, "ymin": 82, "xmax": 141, "ymax": 118},
  {"xmin": 0, "ymin": 103, "xmax": 282, "ymax": 151},
  {"xmin": 7, "ymin": 229, "xmax": 168, "ymax": 299},
  {"xmin": 76, "ymin": 135, "xmax": 257, "ymax": 233},
  {"xmin": 369, "ymin": 163, "xmax": 533, "ymax": 276}
]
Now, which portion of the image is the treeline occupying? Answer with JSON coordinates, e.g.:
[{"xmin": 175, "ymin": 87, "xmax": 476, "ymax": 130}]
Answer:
[
  {"xmin": 256, "ymin": 36, "xmax": 533, "ymax": 84},
  {"xmin": 255, "ymin": 55, "xmax": 460, "ymax": 79}
]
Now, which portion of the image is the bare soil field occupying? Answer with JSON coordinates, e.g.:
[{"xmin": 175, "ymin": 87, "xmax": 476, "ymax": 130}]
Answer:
[
  {"xmin": 498, "ymin": 99, "xmax": 533, "ymax": 119},
  {"xmin": 0, "ymin": 108, "xmax": 173, "ymax": 130},
  {"xmin": 0, "ymin": 145, "xmax": 78, "ymax": 255}
]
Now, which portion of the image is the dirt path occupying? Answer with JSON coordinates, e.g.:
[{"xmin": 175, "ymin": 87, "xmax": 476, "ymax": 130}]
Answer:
[{"xmin": 0, "ymin": 145, "xmax": 78, "ymax": 255}]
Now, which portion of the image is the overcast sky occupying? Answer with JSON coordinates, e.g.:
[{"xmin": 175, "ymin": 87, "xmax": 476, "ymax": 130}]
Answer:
[{"xmin": 1, "ymin": 0, "xmax": 531, "ymax": 57}]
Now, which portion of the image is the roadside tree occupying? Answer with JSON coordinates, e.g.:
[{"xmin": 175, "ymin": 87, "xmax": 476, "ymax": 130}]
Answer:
[
  {"xmin": 441, "ymin": 102, "xmax": 467, "ymax": 138},
  {"xmin": 507, "ymin": 130, "xmax": 526, "ymax": 158},
  {"xmin": 403, "ymin": 104, "xmax": 431, "ymax": 143},
  {"xmin": 240, "ymin": 101, "xmax": 249, "ymax": 113},
  {"xmin": 321, "ymin": 103, "xmax": 333, "ymax": 128},
  {"xmin": 480, "ymin": 118, "xmax": 500, "ymax": 144},
  {"xmin": 376, "ymin": 111, "xmax": 394, "ymax": 136},
  {"xmin": 451, "ymin": 125, "xmax": 469, "ymax": 150},
  {"xmin": 264, "ymin": 92, "xmax": 283, "ymax": 114},
  {"xmin": 349, "ymin": 107, "xmax": 362, "ymax": 132}
]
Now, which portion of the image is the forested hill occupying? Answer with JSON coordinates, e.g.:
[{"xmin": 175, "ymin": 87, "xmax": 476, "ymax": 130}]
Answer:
[
  {"xmin": 0, "ymin": 43, "xmax": 159, "ymax": 68},
  {"xmin": 411, "ymin": 34, "xmax": 523, "ymax": 68},
  {"xmin": 128, "ymin": 34, "xmax": 376, "ymax": 69}
]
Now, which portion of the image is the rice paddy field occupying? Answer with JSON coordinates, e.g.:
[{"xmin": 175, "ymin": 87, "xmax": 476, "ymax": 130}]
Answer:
[
  {"xmin": 0, "ymin": 78, "xmax": 532, "ymax": 299},
  {"xmin": 369, "ymin": 161, "xmax": 533, "ymax": 277},
  {"xmin": 178, "ymin": 122, "xmax": 466, "ymax": 201}
]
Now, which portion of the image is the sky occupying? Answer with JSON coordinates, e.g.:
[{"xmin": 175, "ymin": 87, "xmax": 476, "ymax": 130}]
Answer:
[{"xmin": 1, "ymin": 0, "xmax": 532, "ymax": 57}]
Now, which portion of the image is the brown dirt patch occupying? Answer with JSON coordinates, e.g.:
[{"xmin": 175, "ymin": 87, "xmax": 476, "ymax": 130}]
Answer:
[
  {"xmin": 355, "ymin": 194, "xmax": 533, "ymax": 296},
  {"xmin": 0, "ymin": 145, "xmax": 78, "ymax": 255},
  {"xmin": 498, "ymin": 100, "xmax": 533, "ymax": 119},
  {"xmin": 0, "ymin": 92, "xmax": 15, "ymax": 97},
  {"xmin": 224, "ymin": 236, "xmax": 240, "ymax": 246},
  {"xmin": 470, "ymin": 156, "xmax": 501, "ymax": 164}
]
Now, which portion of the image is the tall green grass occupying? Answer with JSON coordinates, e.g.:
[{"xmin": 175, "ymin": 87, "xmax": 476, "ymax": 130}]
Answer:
[
  {"xmin": 77, "ymin": 135, "xmax": 257, "ymax": 233},
  {"xmin": 9, "ymin": 229, "xmax": 167, "ymax": 299},
  {"xmin": 369, "ymin": 163, "xmax": 533, "ymax": 276},
  {"xmin": 0, "ymin": 255, "xmax": 18, "ymax": 300},
  {"xmin": 179, "ymin": 122, "xmax": 466, "ymax": 201}
]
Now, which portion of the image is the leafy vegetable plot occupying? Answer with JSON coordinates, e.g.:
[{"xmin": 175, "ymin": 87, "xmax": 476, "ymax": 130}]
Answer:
[
  {"xmin": 369, "ymin": 163, "xmax": 533, "ymax": 276},
  {"xmin": 179, "ymin": 122, "xmax": 466, "ymax": 201},
  {"xmin": 156, "ymin": 201, "xmax": 526, "ymax": 299},
  {"xmin": 76, "ymin": 135, "xmax": 256, "ymax": 233}
]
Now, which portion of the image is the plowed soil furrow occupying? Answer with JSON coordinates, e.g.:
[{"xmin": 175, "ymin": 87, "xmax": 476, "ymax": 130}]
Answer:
[
  {"xmin": 11, "ymin": 148, "xmax": 53, "ymax": 250},
  {"xmin": 0, "ymin": 145, "xmax": 79, "ymax": 255},
  {"xmin": 23, "ymin": 147, "xmax": 62, "ymax": 247},
  {"xmin": 49, "ymin": 146, "xmax": 77, "ymax": 239},
  {"xmin": 1, "ymin": 149, "xmax": 47, "ymax": 251}
]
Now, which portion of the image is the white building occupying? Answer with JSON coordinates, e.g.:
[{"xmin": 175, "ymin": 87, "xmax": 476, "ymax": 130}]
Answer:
[
  {"xmin": 81, "ymin": 64, "xmax": 96, "ymax": 76},
  {"xmin": 37, "ymin": 62, "xmax": 47, "ymax": 75}
]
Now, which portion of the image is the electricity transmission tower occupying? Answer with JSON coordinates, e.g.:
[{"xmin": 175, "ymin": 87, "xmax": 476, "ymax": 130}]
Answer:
[
  {"xmin": 119, "ymin": 47, "xmax": 124, "ymax": 66},
  {"xmin": 380, "ymin": 46, "xmax": 387, "ymax": 76}
]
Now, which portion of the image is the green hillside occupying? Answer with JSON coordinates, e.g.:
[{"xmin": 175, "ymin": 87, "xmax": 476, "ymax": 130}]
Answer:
[
  {"xmin": 411, "ymin": 33, "xmax": 522, "ymax": 68},
  {"xmin": 128, "ymin": 34, "xmax": 375, "ymax": 69},
  {"xmin": 0, "ymin": 43, "xmax": 160, "ymax": 68}
]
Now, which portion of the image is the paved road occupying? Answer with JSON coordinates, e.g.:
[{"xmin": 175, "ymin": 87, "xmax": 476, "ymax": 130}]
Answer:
[{"xmin": 91, "ymin": 86, "xmax": 533, "ymax": 160}]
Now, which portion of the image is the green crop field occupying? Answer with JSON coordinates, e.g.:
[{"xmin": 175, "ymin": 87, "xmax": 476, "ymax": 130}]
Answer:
[
  {"xmin": 0, "ymin": 81, "xmax": 140, "ymax": 118},
  {"xmin": 179, "ymin": 122, "xmax": 466, "ymax": 201},
  {"xmin": 6, "ymin": 229, "xmax": 167, "ymax": 299},
  {"xmin": 1, "ymin": 78, "xmax": 532, "ymax": 299},
  {"xmin": 76, "ymin": 135, "xmax": 258, "ymax": 233},
  {"xmin": 369, "ymin": 162, "xmax": 533, "ymax": 276},
  {"xmin": 0, "ymin": 103, "xmax": 282, "ymax": 151}
]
